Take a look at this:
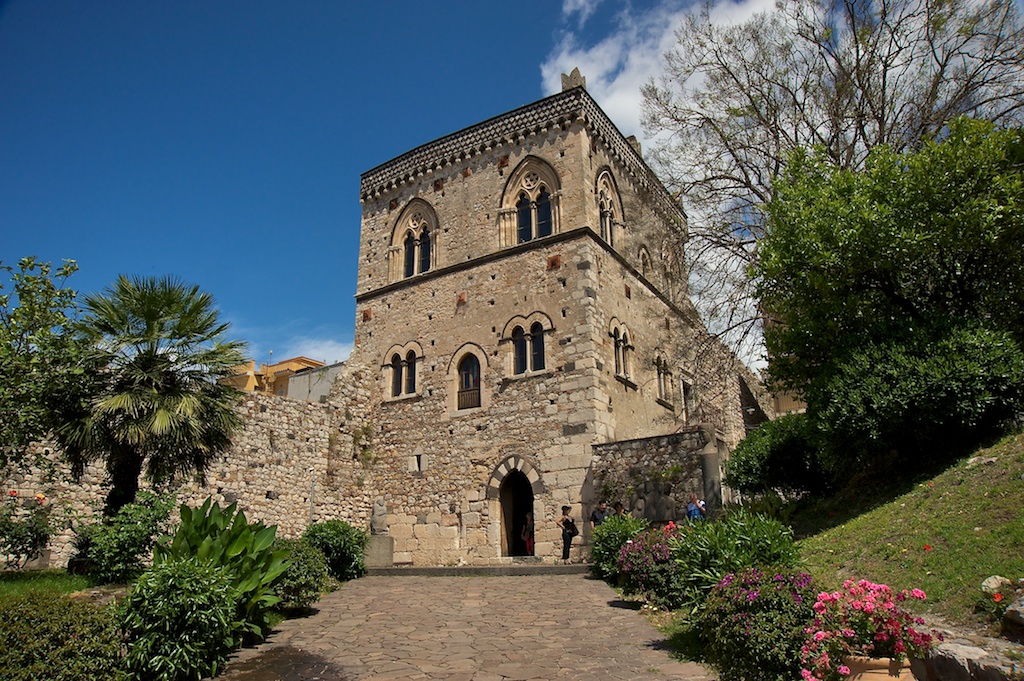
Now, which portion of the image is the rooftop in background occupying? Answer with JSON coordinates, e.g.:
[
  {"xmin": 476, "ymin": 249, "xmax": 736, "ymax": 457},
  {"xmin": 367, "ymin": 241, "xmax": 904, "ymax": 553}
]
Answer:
[{"xmin": 221, "ymin": 356, "xmax": 325, "ymax": 397}]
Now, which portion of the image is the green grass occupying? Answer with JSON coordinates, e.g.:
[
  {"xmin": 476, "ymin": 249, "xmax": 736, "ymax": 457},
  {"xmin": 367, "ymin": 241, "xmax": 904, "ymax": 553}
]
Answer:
[
  {"xmin": 797, "ymin": 432, "xmax": 1024, "ymax": 628},
  {"xmin": 0, "ymin": 570, "xmax": 90, "ymax": 601}
]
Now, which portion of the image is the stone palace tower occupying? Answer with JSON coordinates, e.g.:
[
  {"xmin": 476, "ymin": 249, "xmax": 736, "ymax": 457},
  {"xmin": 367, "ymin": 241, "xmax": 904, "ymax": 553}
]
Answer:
[{"xmin": 325, "ymin": 70, "xmax": 767, "ymax": 564}]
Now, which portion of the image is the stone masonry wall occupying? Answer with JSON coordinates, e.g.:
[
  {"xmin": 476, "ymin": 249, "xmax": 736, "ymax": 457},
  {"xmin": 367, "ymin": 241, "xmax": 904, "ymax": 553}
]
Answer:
[{"xmin": 590, "ymin": 430, "xmax": 708, "ymax": 525}]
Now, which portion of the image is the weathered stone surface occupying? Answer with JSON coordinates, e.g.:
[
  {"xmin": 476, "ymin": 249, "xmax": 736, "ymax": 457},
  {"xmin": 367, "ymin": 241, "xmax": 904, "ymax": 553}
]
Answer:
[
  {"xmin": 1005, "ymin": 594, "xmax": 1024, "ymax": 626},
  {"xmin": 982, "ymin": 576, "xmax": 1013, "ymax": 594}
]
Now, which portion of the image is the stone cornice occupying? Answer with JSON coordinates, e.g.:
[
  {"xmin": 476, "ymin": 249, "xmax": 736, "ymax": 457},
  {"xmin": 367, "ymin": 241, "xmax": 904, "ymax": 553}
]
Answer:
[{"xmin": 359, "ymin": 88, "xmax": 686, "ymax": 226}]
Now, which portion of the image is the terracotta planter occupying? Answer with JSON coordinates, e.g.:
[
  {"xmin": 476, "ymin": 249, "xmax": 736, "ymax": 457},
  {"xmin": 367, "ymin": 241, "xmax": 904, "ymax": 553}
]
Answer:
[{"xmin": 844, "ymin": 655, "xmax": 915, "ymax": 680}]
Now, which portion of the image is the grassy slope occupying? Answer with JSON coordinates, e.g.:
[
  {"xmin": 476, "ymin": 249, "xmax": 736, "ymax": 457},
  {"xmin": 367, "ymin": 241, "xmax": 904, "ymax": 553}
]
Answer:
[
  {"xmin": 797, "ymin": 432, "xmax": 1024, "ymax": 627},
  {"xmin": 0, "ymin": 570, "xmax": 90, "ymax": 600}
]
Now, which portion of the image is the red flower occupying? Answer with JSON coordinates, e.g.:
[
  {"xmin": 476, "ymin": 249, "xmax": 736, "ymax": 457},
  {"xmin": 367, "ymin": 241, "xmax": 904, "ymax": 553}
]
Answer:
[
  {"xmin": 7, "ymin": 490, "xmax": 17, "ymax": 497},
  {"xmin": 923, "ymin": 544, "xmax": 932, "ymax": 551},
  {"xmin": 994, "ymin": 593, "xmax": 1004, "ymax": 603}
]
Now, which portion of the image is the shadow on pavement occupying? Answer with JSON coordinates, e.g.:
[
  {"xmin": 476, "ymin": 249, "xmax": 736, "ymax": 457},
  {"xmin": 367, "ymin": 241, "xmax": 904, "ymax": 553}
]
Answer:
[{"xmin": 215, "ymin": 646, "xmax": 351, "ymax": 681}]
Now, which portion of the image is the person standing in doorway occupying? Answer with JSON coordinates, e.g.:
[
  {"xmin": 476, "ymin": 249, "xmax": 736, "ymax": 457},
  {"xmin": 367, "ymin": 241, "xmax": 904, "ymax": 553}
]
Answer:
[
  {"xmin": 556, "ymin": 505, "xmax": 578, "ymax": 563},
  {"xmin": 521, "ymin": 511, "xmax": 535, "ymax": 555},
  {"xmin": 590, "ymin": 500, "xmax": 609, "ymax": 529}
]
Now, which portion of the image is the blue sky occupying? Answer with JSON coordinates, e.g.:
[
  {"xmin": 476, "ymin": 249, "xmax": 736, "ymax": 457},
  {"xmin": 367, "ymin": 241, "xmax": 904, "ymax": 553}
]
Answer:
[{"xmin": 0, "ymin": 0, "xmax": 731, "ymax": 365}]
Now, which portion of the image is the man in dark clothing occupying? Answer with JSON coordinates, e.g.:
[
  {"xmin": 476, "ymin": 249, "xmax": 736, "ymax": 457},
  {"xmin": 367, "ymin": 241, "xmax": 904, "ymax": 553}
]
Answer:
[{"xmin": 590, "ymin": 500, "xmax": 609, "ymax": 528}]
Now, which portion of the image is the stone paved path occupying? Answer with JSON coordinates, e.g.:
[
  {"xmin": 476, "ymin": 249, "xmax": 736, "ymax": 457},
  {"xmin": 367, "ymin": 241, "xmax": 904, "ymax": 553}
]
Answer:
[{"xmin": 218, "ymin": 574, "xmax": 715, "ymax": 681}]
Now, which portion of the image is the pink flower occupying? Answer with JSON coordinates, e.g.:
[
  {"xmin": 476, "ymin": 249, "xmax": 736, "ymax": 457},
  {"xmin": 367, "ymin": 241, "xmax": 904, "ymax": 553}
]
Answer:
[
  {"xmin": 814, "ymin": 631, "xmax": 828, "ymax": 641},
  {"xmin": 837, "ymin": 666, "xmax": 851, "ymax": 676},
  {"xmin": 802, "ymin": 669, "xmax": 814, "ymax": 680}
]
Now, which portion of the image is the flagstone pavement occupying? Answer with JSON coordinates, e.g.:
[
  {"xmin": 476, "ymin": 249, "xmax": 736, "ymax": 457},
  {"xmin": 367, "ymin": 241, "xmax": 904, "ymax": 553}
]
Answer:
[{"xmin": 217, "ymin": 573, "xmax": 715, "ymax": 681}]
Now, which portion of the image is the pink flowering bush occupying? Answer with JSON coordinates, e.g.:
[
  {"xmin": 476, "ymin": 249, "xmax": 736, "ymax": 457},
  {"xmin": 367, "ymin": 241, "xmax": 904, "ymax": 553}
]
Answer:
[
  {"xmin": 801, "ymin": 579, "xmax": 939, "ymax": 681},
  {"xmin": 699, "ymin": 568, "xmax": 817, "ymax": 681},
  {"xmin": 617, "ymin": 522, "xmax": 686, "ymax": 609}
]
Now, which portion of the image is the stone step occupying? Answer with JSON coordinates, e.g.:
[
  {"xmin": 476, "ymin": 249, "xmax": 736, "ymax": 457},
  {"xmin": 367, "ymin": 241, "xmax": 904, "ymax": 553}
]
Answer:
[{"xmin": 366, "ymin": 562, "xmax": 592, "ymax": 577}]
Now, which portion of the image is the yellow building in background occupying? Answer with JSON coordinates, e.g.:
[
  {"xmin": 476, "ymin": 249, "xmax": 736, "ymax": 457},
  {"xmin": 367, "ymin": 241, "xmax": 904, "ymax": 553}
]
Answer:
[{"xmin": 221, "ymin": 356, "xmax": 325, "ymax": 397}]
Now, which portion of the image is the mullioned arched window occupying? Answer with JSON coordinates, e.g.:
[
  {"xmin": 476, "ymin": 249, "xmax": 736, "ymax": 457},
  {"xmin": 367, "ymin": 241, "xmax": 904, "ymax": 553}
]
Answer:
[
  {"xmin": 595, "ymin": 169, "xmax": 624, "ymax": 248},
  {"xmin": 501, "ymin": 313, "xmax": 554, "ymax": 377},
  {"xmin": 389, "ymin": 199, "xmax": 438, "ymax": 282},
  {"xmin": 382, "ymin": 342, "xmax": 424, "ymax": 401},
  {"xmin": 608, "ymin": 318, "xmax": 634, "ymax": 383},
  {"xmin": 499, "ymin": 157, "xmax": 561, "ymax": 248}
]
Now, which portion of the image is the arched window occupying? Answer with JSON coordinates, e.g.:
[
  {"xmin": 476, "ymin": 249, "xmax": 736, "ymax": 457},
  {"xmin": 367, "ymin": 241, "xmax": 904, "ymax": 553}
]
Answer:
[
  {"xmin": 610, "ymin": 321, "xmax": 634, "ymax": 382},
  {"xmin": 390, "ymin": 201, "xmax": 438, "ymax": 281},
  {"xmin": 613, "ymin": 328, "xmax": 622, "ymax": 375},
  {"xmin": 501, "ymin": 158, "xmax": 561, "ymax": 247},
  {"xmin": 599, "ymin": 191, "xmax": 612, "ymax": 243},
  {"xmin": 515, "ymin": 182, "xmax": 554, "ymax": 243},
  {"xmin": 384, "ymin": 343, "xmax": 424, "ymax": 400},
  {"xmin": 512, "ymin": 326, "xmax": 528, "ymax": 375},
  {"xmin": 516, "ymin": 194, "xmax": 532, "ymax": 244},
  {"xmin": 640, "ymin": 248, "xmax": 652, "ymax": 278},
  {"xmin": 621, "ymin": 331, "xmax": 631, "ymax": 378},
  {"xmin": 595, "ymin": 170, "xmax": 623, "ymax": 248},
  {"xmin": 390, "ymin": 353, "xmax": 403, "ymax": 397},
  {"xmin": 405, "ymin": 350, "xmax": 417, "ymax": 394},
  {"xmin": 530, "ymin": 321, "xmax": 545, "ymax": 371},
  {"xmin": 457, "ymin": 355, "xmax": 481, "ymax": 410},
  {"xmin": 655, "ymin": 356, "xmax": 672, "ymax": 404},
  {"xmin": 418, "ymin": 228, "xmax": 431, "ymax": 274},
  {"xmin": 536, "ymin": 190, "xmax": 552, "ymax": 238},
  {"xmin": 403, "ymin": 233, "xmax": 416, "ymax": 278}
]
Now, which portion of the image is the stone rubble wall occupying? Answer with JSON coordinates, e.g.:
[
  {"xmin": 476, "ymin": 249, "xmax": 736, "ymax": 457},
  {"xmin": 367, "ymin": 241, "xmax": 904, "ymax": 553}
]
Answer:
[{"xmin": 590, "ymin": 430, "xmax": 709, "ymax": 526}]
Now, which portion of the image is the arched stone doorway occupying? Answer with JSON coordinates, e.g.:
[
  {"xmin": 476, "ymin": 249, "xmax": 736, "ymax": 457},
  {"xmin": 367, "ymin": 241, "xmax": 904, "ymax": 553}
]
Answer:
[{"xmin": 499, "ymin": 469, "xmax": 534, "ymax": 556}]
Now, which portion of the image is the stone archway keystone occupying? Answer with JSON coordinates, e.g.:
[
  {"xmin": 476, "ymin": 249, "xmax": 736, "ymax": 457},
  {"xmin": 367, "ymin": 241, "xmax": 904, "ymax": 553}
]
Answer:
[{"xmin": 486, "ymin": 456, "xmax": 545, "ymax": 499}]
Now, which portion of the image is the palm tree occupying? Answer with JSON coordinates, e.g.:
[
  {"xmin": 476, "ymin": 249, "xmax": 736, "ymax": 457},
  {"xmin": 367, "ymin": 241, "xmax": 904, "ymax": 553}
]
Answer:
[{"xmin": 54, "ymin": 275, "xmax": 246, "ymax": 515}]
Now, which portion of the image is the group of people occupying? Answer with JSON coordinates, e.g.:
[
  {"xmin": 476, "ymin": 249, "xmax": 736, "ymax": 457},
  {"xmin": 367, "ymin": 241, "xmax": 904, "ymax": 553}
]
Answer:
[{"xmin": 552, "ymin": 493, "xmax": 707, "ymax": 563}]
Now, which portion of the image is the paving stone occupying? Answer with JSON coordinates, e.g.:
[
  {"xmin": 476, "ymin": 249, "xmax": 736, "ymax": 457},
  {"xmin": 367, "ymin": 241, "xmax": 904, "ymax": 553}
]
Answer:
[{"xmin": 218, "ymin": 574, "xmax": 714, "ymax": 680}]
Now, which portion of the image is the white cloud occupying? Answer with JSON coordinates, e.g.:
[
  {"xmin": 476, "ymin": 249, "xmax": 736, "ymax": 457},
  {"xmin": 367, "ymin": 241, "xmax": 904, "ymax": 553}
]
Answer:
[
  {"xmin": 562, "ymin": 0, "xmax": 606, "ymax": 26},
  {"xmin": 541, "ymin": 0, "xmax": 777, "ymax": 144}
]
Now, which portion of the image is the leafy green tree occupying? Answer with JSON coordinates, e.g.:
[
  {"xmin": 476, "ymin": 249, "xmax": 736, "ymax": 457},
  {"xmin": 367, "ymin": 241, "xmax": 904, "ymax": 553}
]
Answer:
[
  {"xmin": 0, "ymin": 257, "xmax": 88, "ymax": 470},
  {"xmin": 54, "ymin": 275, "xmax": 246, "ymax": 515},
  {"xmin": 759, "ymin": 118, "xmax": 1024, "ymax": 392},
  {"xmin": 642, "ymin": 0, "xmax": 1024, "ymax": 356},
  {"xmin": 756, "ymin": 118, "xmax": 1024, "ymax": 469}
]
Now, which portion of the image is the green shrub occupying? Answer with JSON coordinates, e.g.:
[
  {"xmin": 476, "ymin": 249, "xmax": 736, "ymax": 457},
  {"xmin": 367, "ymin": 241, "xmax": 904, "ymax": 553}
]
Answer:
[
  {"xmin": 726, "ymin": 413, "xmax": 828, "ymax": 497},
  {"xmin": 85, "ymin": 490, "xmax": 174, "ymax": 584},
  {"xmin": 0, "ymin": 592, "xmax": 126, "ymax": 681},
  {"xmin": 618, "ymin": 523, "xmax": 686, "ymax": 609},
  {"xmin": 121, "ymin": 558, "xmax": 237, "ymax": 681},
  {"xmin": 591, "ymin": 513, "xmax": 649, "ymax": 580},
  {"xmin": 303, "ymin": 519, "xmax": 368, "ymax": 581},
  {"xmin": 670, "ymin": 509, "xmax": 800, "ymax": 613},
  {"xmin": 810, "ymin": 324, "xmax": 1024, "ymax": 477},
  {"xmin": 0, "ymin": 491, "xmax": 54, "ymax": 569},
  {"xmin": 273, "ymin": 537, "xmax": 328, "ymax": 610},
  {"xmin": 698, "ymin": 568, "xmax": 816, "ymax": 681},
  {"xmin": 154, "ymin": 497, "xmax": 288, "ymax": 643}
]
